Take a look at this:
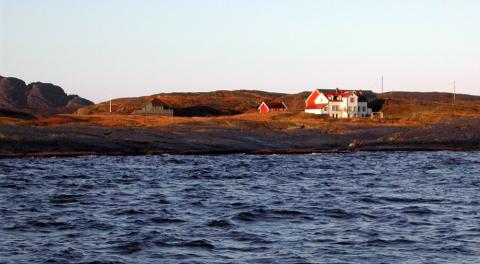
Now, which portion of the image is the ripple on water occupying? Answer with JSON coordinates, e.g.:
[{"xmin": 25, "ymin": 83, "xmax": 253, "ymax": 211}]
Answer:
[
  {"xmin": 49, "ymin": 194, "xmax": 82, "ymax": 204},
  {"xmin": 400, "ymin": 206, "xmax": 436, "ymax": 216},
  {"xmin": 207, "ymin": 219, "xmax": 233, "ymax": 228},
  {"xmin": 232, "ymin": 208, "xmax": 312, "ymax": 222},
  {"xmin": 1, "ymin": 152, "xmax": 479, "ymax": 263}
]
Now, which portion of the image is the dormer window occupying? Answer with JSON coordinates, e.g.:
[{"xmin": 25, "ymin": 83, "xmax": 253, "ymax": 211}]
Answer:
[{"xmin": 350, "ymin": 97, "xmax": 355, "ymax": 103}]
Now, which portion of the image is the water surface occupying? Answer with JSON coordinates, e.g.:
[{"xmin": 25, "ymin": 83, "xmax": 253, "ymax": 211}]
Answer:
[{"xmin": 1, "ymin": 152, "xmax": 480, "ymax": 263}]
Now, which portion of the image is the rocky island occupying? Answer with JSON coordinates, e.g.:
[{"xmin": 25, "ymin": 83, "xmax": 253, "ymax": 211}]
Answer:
[{"xmin": 0, "ymin": 75, "xmax": 479, "ymax": 157}]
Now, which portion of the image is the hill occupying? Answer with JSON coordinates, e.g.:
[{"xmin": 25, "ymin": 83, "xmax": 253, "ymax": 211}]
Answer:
[
  {"xmin": 76, "ymin": 89, "xmax": 479, "ymax": 122},
  {"xmin": 76, "ymin": 90, "xmax": 311, "ymax": 116},
  {"xmin": 76, "ymin": 89, "xmax": 375, "ymax": 116},
  {"xmin": 377, "ymin": 91, "xmax": 480, "ymax": 122},
  {"xmin": 2, "ymin": 89, "xmax": 479, "ymax": 156},
  {"xmin": 0, "ymin": 75, "xmax": 94, "ymax": 118}
]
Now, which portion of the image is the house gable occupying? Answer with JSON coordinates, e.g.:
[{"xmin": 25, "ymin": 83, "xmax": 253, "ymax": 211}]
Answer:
[
  {"xmin": 314, "ymin": 93, "xmax": 330, "ymax": 104},
  {"xmin": 258, "ymin": 102, "xmax": 269, "ymax": 112},
  {"xmin": 259, "ymin": 101, "xmax": 287, "ymax": 112},
  {"xmin": 305, "ymin": 89, "xmax": 320, "ymax": 107}
]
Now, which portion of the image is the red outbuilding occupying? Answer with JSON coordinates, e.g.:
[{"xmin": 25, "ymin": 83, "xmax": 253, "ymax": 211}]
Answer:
[{"xmin": 258, "ymin": 101, "xmax": 287, "ymax": 113}]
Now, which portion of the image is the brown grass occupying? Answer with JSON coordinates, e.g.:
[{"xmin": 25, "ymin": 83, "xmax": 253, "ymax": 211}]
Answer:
[
  {"xmin": 380, "ymin": 97, "xmax": 479, "ymax": 124},
  {"xmin": 0, "ymin": 117, "xmax": 26, "ymax": 125},
  {"xmin": 74, "ymin": 90, "xmax": 479, "ymax": 126},
  {"xmin": 19, "ymin": 111, "xmax": 421, "ymax": 136}
]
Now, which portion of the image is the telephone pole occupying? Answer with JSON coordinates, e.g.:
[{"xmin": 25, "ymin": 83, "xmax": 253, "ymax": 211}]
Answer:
[
  {"xmin": 381, "ymin": 75, "xmax": 384, "ymax": 94},
  {"xmin": 453, "ymin": 80, "xmax": 456, "ymax": 116}
]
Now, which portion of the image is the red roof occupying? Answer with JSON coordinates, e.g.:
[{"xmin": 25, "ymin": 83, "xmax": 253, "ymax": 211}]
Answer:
[
  {"xmin": 324, "ymin": 91, "xmax": 350, "ymax": 99},
  {"xmin": 262, "ymin": 101, "xmax": 287, "ymax": 109},
  {"xmin": 306, "ymin": 88, "xmax": 371, "ymax": 107}
]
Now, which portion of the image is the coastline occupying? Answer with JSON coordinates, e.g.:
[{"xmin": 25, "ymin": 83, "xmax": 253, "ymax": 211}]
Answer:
[
  {"xmin": 1, "ymin": 116, "xmax": 478, "ymax": 158},
  {"xmin": 1, "ymin": 147, "xmax": 479, "ymax": 159}
]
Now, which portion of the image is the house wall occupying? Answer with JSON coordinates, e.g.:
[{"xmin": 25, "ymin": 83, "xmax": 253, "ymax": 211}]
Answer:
[
  {"xmin": 313, "ymin": 93, "xmax": 329, "ymax": 105},
  {"xmin": 327, "ymin": 101, "xmax": 343, "ymax": 118},
  {"xmin": 305, "ymin": 109, "xmax": 324, "ymax": 115},
  {"xmin": 132, "ymin": 103, "xmax": 174, "ymax": 116},
  {"xmin": 305, "ymin": 90, "xmax": 320, "ymax": 106},
  {"xmin": 259, "ymin": 104, "xmax": 269, "ymax": 113},
  {"xmin": 304, "ymin": 90, "xmax": 373, "ymax": 118},
  {"xmin": 345, "ymin": 95, "xmax": 370, "ymax": 117}
]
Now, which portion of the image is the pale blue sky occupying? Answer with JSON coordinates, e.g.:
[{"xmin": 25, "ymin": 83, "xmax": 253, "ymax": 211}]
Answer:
[{"xmin": 1, "ymin": 0, "xmax": 479, "ymax": 102}]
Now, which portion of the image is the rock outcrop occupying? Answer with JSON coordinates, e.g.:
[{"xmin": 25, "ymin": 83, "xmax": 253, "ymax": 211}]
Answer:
[{"xmin": 0, "ymin": 75, "xmax": 93, "ymax": 117}]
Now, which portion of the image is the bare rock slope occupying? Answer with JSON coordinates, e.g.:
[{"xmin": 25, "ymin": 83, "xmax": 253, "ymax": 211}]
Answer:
[{"xmin": 0, "ymin": 75, "xmax": 93, "ymax": 117}]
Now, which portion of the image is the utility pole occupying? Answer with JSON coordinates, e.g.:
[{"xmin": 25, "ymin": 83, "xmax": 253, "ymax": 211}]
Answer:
[
  {"xmin": 453, "ymin": 80, "xmax": 456, "ymax": 116},
  {"xmin": 381, "ymin": 75, "xmax": 384, "ymax": 94}
]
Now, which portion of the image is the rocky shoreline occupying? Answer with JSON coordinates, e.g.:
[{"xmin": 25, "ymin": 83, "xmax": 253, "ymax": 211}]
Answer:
[{"xmin": 1, "ymin": 117, "xmax": 478, "ymax": 158}]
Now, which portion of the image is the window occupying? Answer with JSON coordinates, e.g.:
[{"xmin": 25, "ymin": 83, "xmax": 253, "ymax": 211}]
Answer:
[
  {"xmin": 350, "ymin": 97, "xmax": 355, "ymax": 103},
  {"xmin": 362, "ymin": 106, "xmax": 366, "ymax": 112},
  {"xmin": 357, "ymin": 106, "xmax": 361, "ymax": 112}
]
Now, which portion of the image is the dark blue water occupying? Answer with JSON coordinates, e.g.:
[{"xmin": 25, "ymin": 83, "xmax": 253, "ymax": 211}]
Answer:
[{"xmin": 1, "ymin": 152, "xmax": 480, "ymax": 263}]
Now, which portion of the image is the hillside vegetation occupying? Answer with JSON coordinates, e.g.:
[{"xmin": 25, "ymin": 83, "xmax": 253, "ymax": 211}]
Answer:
[
  {"xmin": 378, "ymin": 92, "xmax": 480, "ymax": 122},
  {"xmin": 2, "ymin": 89, "xmax": 479, "ymax": 156},
  {"xmin": 76, "ymin": 90, "xmax": 312, "ymax": 116},
  {"xmin": 75, "ymin": 90, "xmax": 479, "ymax": 123}
]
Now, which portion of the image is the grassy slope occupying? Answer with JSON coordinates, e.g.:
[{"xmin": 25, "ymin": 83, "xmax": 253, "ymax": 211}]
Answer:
[
  {"xmin": 379, "ymin": 92, "xmax": 480, "ymax": 122},
  {"xmin": 75, "ymin": 90, "xmax": 311, "ymax": 116},
  {"xmin": 1, "ymin": 90, "xmax": 479, "ymax": 156},
  {"xmin": 74, "ymin": 90, "xmax": 479, "ymax": 125}
]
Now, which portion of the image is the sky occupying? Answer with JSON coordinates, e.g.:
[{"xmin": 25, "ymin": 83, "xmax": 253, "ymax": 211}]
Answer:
[{"xmin": 1, "ymin": 0, "xmax": 479, "ymax": 102}]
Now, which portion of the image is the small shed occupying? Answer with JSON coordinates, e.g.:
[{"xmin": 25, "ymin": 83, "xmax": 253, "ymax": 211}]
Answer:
[
  {"xmin": 370, "ymin": 112, "xmax": 384, "ymax": 119},
  {"xmin": 258, "ymin": 101, "xmax": 287, "ymax": 113},
  {"xmin": 132, "ymin": 98, "xmax": 174, "ymax": 116}
]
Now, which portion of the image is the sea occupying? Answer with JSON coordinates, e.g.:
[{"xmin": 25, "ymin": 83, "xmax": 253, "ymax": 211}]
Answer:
[{"xmin": 1, "ymin": 152, "xmax": 479, "ymax": 263}]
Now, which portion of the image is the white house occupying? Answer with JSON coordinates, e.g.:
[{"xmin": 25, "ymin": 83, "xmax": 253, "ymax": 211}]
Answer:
[{"xmin": 305, "ymin": 88, "xmax": 372, "ymax": 118}]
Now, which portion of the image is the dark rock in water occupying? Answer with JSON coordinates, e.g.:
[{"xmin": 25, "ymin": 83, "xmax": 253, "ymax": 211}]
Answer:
[{"xmin": 0, "ymin": 75, "xmax": 93, "ymax": 118}]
